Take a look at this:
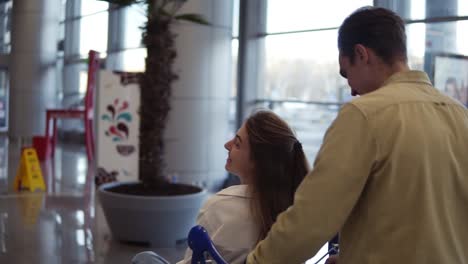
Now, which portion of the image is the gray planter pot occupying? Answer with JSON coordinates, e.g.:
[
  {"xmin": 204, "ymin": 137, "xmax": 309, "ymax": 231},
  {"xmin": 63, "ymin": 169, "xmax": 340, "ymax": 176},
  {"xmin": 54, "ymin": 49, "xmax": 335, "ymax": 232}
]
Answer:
[{"xmin": 98, "ymin": 181, "xmax": 207, "ymax": 247}]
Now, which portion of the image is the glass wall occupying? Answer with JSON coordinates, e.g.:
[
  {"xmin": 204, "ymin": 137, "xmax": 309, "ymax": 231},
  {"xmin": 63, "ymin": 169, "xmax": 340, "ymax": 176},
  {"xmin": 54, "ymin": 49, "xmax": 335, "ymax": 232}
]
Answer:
[
  {"xmin": 0, "ymin": 1, "xmax": 11, "ymax": 54},
  {"xmin": 79, "ymin": 1, "xmax": 108, "ymax": 56},
  {"xmin": 407, "ymin": 0, "xmax": 468, "ymax": 104},
  {"xmin": 250, "ymin": 0, "xmax": 468, "ymax": 163},
  {"xmin": 257, "ymin": 0, "xmax": 372, "ymax": 161},
  {"xmin": 0, "ymin": 0, "xmax": 465, "ymax": 164},
  {"xmin": 0, "ymin": 70, "xmax": 8, "ymax": 131},
  {"xmin": 0, "ymin": 1, "xmax": 11, "ymax": 132},
  {"xmin": 60, "ymin": 0, "xmax": 108, "ymax": 109},
  {"xmin": 266, "ymin": 0, "xmax": 372, "ymax": 33},
  {"xmin": 117, "ymin": 2, "xmax": 147, "ymax": 72}
]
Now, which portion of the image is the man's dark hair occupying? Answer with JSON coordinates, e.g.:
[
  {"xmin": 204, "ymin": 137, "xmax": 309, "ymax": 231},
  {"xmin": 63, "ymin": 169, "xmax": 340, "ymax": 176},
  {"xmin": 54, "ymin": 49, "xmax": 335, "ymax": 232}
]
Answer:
[{"xmin": 338, "ymin": 6, "xmax": 407, "ymax": 64}]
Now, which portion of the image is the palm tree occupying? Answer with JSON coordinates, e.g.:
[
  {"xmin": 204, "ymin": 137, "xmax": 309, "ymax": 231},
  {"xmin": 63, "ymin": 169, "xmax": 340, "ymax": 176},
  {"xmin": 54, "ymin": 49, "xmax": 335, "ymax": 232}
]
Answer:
[{"xmin": 99, "ymin": 0, "xmax": 208, "ymax": 192}]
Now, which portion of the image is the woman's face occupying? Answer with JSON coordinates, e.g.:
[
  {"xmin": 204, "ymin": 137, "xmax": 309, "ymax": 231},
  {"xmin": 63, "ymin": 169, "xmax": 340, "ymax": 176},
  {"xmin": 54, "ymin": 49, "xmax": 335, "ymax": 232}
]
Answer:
[{"xmin": 224, "ymin": 123, "xmax": 255, "ymax": 184}]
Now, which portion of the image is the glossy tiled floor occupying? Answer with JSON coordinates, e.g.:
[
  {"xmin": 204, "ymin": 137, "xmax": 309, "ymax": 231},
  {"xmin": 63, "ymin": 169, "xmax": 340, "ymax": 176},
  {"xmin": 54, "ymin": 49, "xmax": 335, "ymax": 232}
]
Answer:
[
  {"xmin": 0, "ymin": 135, "xmax": 331, "ymax": 264},
  {"xmin": 0, "ymin": 135, "xmax": 186, "ymax": 263}
]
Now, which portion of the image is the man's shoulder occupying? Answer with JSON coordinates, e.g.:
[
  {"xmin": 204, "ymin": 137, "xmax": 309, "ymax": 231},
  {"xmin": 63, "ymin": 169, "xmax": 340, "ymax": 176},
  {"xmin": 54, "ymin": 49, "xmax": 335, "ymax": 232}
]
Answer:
[
  {"xmin": 346, "ymin": 84, "xmax": 408, "ymax": 116},
  {"xmin": 348, "ymin": 70, "xmax": 440, "ymax": 115},
  {"xmin": 343, "ymin": 95, "xmax": 388, "ymax": 118}
]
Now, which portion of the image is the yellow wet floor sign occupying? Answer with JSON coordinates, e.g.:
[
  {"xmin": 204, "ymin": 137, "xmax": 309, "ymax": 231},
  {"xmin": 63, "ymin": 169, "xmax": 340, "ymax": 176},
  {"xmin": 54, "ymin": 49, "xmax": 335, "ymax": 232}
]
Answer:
[{"xmin": 14, "ymin": 147, "xmax": 46, "ymax": 192}]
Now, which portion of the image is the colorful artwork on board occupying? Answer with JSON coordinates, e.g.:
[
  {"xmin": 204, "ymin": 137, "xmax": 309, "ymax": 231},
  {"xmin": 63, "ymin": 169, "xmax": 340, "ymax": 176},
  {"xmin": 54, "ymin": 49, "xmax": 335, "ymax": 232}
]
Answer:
[
  {"xmin": 96, "ymin": 71, "xmax": 140, "ymax": 184},
  {"xmin": 101, "ymin": 99, "xmax": 135, "ymax": 156}
]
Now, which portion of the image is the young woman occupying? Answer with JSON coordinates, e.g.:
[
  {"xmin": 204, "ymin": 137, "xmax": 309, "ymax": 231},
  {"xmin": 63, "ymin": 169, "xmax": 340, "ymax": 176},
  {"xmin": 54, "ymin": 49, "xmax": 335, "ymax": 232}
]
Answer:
[{"xmin": 133, "ymin": 110, "xmax": 309, "ymax": 264}]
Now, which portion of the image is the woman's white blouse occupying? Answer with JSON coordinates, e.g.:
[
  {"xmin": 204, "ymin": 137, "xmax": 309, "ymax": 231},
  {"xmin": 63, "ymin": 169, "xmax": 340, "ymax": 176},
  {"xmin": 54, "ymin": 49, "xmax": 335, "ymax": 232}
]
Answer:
[{"xmin": 177, "ymin": 185, "xmax": 259, "ymax": 264}]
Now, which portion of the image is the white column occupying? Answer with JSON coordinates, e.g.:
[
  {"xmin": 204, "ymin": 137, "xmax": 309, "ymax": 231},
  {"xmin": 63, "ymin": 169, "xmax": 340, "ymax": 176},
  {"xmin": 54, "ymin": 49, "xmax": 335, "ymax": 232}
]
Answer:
[
  {"xmin": 106, "ymin": 4, "xmax": 126, "ymax": 71},
  {"xmin": 164, "ymin": 0, "xmax": 233, "ymax": 190},
  {"xmin": 236, "ymin": 0, "xmax": 267, "ymax": 127},
  {"xmin": 9, "ymin": 0, "xmax": 60, "ymax": 137}
]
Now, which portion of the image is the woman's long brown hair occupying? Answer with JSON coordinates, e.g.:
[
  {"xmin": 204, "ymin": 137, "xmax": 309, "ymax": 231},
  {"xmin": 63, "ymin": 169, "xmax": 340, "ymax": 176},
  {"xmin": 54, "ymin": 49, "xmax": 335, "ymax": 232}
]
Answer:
[{"xmin": 245, "ymin": 110, "xmax": 310, "ymax": 241}]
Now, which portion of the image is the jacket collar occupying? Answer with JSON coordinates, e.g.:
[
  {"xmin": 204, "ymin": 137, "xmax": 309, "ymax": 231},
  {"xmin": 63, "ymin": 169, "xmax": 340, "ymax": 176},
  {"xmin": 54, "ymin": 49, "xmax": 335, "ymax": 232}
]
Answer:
[
  {"xmin": 382, "ymin": 70, "xmax": 432, "ymax": 87},
  {"xmin": 217, "ymin": 184, "xmax": 252, "ymax": 198}
]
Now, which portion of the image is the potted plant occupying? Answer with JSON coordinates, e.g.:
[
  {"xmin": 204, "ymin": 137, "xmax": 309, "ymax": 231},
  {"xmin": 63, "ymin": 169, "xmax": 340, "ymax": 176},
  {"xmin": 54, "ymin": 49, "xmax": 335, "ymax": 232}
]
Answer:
[{"xmin": 96, "ymin": 0, "xmax": 210, "ymax": 247}]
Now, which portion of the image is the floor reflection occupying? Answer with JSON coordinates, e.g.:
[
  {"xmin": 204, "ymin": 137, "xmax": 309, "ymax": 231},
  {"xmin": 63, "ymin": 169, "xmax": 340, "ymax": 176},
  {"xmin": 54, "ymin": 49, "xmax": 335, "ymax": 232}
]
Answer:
[
  {"xmin": 0, "ymin": 136, "xmax": 185, "ymax": 263},
  {"xmin": 0, "ymin": 133, "xmax": 332, "ymax": 263}
]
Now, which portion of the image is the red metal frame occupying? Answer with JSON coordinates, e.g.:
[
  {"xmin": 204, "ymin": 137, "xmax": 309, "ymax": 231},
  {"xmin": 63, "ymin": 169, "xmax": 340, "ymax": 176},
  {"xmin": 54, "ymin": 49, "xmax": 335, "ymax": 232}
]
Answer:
[{"xmin": 45, "ymin": 50, "xmax": 100, "ymax": 162}]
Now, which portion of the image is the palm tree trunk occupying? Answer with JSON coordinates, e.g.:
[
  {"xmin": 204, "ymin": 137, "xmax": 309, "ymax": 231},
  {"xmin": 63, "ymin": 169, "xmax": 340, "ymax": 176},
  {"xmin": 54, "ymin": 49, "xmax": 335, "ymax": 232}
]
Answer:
[{"xmin": 138, "ymin": 13, "xmax": 178, "ymax": 188}]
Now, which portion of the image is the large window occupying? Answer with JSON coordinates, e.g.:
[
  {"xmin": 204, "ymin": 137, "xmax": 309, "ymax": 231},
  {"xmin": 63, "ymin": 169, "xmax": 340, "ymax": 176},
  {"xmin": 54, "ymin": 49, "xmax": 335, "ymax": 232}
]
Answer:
[
  {"xmin": 120, "ymin": 3, "xmax": 147, "ymax": 72},
  {"xmin": 0, "ymin": 1, "xmax": 11, "ymax": 54},
  {"xmin": 253, "ymin": 0, "xmax": 468, "ymax": 164},
  {"xmin": 57, "ymin": 0, "xmax": 468, "ymax": 172},
  {"xmin": 79, "ymin": 1, "xmax": 108, "ymax": 56},
  {"xmin": 257, "ymin": 0, "xmax": 372, "ymax": 163},
  {"xmin": 263, "ymin": 30, "xmax": 344, "ymax": 102},
  {"xmin": 266, "ymin": 0, "xmax": 372, "ymax": 33},
  {"xmin": 0, "ymin": 1, "xmax": 11, "ymax": 132},
  {"xmin": 59, "ymin": 0, "xmax": 109, "ymax": 132}
]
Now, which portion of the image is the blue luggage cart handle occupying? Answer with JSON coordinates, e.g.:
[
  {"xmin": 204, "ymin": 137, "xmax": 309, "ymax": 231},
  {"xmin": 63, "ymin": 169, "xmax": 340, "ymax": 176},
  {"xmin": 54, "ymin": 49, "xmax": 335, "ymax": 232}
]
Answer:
[
  {"xmin": 188, "ymin": 225, "xmax": 228, "ymax": 264},
  {"xmin": 188, "ymin": 225, "xmax": 339, "ymax": 264}
]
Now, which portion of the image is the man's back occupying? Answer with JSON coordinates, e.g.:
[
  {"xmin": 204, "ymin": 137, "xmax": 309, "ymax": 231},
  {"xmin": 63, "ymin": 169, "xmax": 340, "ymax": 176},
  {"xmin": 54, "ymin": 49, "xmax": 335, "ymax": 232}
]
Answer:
[{"xmin": 341, "ymin": 71, "xmax": 468, "ymax": 263}]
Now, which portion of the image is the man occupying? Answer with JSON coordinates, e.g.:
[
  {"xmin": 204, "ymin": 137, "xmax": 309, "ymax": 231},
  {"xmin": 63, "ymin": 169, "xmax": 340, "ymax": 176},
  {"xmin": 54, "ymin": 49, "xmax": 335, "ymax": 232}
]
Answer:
[{"xmin": 246, "ymin": 6, "xmax": 468, "ymax": 264}]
